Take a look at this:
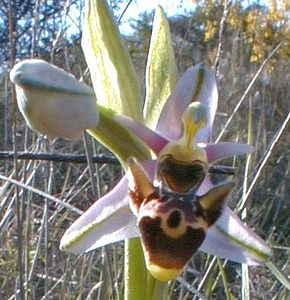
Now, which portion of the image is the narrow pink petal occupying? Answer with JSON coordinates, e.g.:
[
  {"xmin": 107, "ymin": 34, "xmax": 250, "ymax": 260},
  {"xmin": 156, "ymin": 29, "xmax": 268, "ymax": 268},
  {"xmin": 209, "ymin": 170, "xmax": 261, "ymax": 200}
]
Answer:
[
  {"xmin": 114, "ymin": 114, "xmax": 168, "ymax": 155},
  {"xmin": 60, "ymin": 161, "xmax": 156, "ymax": 253},
  {"xmin": 201, "ymin": 142, "xmax": 255, "ymax": 163},
  {"xmin": 200, "ymin": 207, "xmax": 271, "ymax": 264},
  {"xmin": 156, "ymin": 63, "xmax": 218, "ymax": 142}
]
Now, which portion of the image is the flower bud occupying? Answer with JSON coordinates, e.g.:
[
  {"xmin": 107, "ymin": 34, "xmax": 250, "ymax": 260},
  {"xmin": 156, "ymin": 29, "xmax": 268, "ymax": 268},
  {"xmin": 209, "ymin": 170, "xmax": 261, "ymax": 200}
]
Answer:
[{"xmin": 10, "ymin": 59, "xmax": 99, "ymax": 140}]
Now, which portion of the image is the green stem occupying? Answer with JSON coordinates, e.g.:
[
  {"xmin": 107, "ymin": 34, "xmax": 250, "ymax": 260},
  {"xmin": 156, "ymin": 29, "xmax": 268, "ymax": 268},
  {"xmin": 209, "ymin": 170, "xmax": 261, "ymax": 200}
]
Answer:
[
  {"xmin": 147, "ymin": 274, "xmax": 168, "ymax": 300},
  {"xmin": 124, "ymin": 241, "xmax": 168, "ymax": 300},
  {"xmin": 124, "ymin": 239, "xmax": 147, "ymax": 300}
]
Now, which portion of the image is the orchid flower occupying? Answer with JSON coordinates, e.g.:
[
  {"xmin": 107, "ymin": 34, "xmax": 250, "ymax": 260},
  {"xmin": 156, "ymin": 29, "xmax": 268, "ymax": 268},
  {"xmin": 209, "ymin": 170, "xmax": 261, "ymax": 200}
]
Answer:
[
  {"xmin": 60, "ymin": 62, "xmax": 271, "ymax": 282},
  {"xmin": 59, "ymin": 2, "xmax": 271, "ymax": 287}
]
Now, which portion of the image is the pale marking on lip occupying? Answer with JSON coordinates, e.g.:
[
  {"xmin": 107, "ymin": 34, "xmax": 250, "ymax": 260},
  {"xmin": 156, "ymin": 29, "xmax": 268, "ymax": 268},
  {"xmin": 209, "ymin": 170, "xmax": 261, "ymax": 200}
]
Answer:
[{"xmin": 138, "ymin": 203, "xmax": 208, "ymax": 239}]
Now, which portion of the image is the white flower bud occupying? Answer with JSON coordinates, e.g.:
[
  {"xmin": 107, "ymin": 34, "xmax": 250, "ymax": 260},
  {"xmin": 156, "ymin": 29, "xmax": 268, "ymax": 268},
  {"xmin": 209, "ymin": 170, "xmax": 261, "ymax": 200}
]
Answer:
[{"xmin": 10, "ymin": 59, "xmax": 99, "ymax": 140}]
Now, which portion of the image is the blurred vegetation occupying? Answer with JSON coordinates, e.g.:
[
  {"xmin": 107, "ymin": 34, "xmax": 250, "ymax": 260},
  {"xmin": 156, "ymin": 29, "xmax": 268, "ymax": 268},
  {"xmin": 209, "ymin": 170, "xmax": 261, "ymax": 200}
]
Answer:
[{"xmin": 0, "ymin": 0, "xmax": 289, "ymax": 299}]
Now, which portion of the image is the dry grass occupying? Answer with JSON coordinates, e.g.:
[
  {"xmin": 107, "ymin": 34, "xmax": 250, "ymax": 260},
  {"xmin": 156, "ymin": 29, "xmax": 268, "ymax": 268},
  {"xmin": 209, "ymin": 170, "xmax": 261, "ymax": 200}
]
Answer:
[{"xmin": 0, "ymin": 2, "xmax": 289, "ymax": 299}]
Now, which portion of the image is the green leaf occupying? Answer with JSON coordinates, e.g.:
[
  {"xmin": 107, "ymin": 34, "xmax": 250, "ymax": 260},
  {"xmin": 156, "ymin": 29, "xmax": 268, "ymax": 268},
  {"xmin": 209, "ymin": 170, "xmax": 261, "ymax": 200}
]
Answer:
[
  {"xmin": 87, "ymin": 105, "xmax": 150, "ymax": 166},
  {"xmin": 144, "ymin": 5, "xmax": 178, "ymax": 129},
  {"xmin": 82, "ymin": 0, "xmax": 142, "ymax": 121}
]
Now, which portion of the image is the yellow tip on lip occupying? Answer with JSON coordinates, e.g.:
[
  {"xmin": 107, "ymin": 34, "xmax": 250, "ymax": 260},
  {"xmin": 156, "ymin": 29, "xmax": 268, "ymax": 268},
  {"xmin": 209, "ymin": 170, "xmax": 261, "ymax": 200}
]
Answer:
[{"xmin": 148, "ymin": 263, "xmax": 182, "ymax": 282}]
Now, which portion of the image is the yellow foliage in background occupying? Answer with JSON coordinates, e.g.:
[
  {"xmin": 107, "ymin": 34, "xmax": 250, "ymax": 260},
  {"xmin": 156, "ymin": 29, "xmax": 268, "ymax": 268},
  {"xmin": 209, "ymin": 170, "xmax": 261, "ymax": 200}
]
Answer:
[
  {"xmin": 242, "ymin": 0, "xmax": 289, "ymax": 65},
  {"xmin": 193, "ymin": 0, "xmax": 289, "ymax": 69}
]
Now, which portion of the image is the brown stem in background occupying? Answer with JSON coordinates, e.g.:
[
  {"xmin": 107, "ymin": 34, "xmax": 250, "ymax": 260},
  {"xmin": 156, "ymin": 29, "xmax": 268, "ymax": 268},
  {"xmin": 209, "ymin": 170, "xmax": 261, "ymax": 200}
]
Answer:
[
  {"xmin": 0, "ymin": 151, "xmax": 236, "ymax": 175},
  {"xmin": 214, "ymin": 0, "xmax": 230, "ymax": 77},
  {"xmin": 8, "ymin": 0, "xmax": 25, "ymax": 298}
]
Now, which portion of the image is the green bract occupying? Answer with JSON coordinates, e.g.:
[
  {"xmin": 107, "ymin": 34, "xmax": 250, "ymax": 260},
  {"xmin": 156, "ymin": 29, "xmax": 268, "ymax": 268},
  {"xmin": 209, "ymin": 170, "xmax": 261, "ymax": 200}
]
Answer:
[
  {"xmin": 82, "ymin": 0, "xmax": 142, "ymax": 121},
  {"xmin": 144, "ymin": 5, "xmax": 178, "ymax": 130},
  {"xmin": 82, "ymin": 0, "xmax": 153, "ymax": 166}
]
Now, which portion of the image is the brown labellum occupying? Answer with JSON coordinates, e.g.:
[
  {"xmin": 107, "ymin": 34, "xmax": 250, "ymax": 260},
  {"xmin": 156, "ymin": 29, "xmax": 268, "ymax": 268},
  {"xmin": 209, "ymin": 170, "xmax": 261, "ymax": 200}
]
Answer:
[
  {"xmin": 127, "ymin": 158, "xmax": 234, "ymax": 281},
  {"xmin": 138, "ymin": 194, "xmax": 207, "ymax": 281},
  {"xmin": 157, "ymin": 154, "xmax": 207, "ymax": 194}
]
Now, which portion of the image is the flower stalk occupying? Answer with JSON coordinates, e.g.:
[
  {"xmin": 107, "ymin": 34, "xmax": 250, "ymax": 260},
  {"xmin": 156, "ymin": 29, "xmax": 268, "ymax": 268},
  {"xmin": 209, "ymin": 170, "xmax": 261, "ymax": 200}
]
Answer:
[{"xmin": 125, "ymin": 239, "xmax": 147, "ymax": 300}]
